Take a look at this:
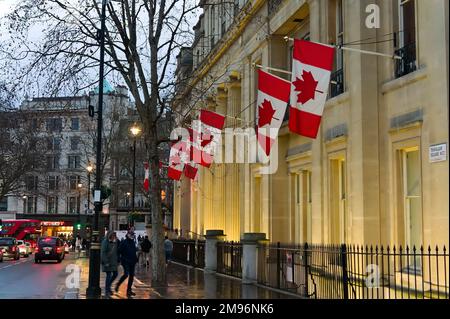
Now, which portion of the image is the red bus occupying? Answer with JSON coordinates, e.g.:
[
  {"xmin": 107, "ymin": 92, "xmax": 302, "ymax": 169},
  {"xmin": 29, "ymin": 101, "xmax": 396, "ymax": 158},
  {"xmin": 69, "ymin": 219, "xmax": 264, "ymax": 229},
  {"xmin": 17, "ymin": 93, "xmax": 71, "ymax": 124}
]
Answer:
[{"xmin": 0, "ymin": 219, "xmax": 41, "ymax": 248}]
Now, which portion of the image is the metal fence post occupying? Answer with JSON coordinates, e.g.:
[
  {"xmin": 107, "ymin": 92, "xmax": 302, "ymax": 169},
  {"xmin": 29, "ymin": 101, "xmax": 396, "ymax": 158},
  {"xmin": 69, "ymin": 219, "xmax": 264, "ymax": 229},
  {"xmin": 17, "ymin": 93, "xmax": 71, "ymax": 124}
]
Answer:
[
  {"xmin": 277, "ymin": 242, "xmax": 281, "ymax": 289},
  {"xmin": 341, "ymin": 244, "xmax": 349, "ymax": 299},
  {"xmin": 304, "ymin": 243, "xmax": 309, "ymax": 297}
]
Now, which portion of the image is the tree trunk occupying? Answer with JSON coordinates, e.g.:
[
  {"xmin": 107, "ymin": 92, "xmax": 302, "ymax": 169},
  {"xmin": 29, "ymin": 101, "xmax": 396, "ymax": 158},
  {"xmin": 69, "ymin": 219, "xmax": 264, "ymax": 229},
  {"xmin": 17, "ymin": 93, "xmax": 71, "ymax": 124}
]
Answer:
[{"xmin": 145, "ymin": 122, "xmax": 167, "ymax": 287}]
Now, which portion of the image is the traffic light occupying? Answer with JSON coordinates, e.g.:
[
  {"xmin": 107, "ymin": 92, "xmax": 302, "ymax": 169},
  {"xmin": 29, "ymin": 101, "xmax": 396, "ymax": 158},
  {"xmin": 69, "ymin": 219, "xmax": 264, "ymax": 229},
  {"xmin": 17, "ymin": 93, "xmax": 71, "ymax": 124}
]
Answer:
[{"xmin": 76, "ymin": 223, "xmax": 81, "ymax": 230}]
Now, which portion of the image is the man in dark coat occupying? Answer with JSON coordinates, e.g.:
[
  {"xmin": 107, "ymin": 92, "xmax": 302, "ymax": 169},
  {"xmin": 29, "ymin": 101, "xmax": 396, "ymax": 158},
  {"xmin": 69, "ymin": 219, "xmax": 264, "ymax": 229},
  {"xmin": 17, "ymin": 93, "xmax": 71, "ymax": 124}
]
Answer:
[
  {"xmin": 101, "ymin": 231, "xmax": 119, "ymax": 298},
  {"xmin": 115, "ymin": 229, "xmax": 138, "ymax": 297}
]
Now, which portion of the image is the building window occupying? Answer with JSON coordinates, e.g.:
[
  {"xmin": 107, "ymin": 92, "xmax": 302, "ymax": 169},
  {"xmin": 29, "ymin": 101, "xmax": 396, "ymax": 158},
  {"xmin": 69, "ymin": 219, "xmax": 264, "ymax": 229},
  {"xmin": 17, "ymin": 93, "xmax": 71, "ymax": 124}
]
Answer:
[
  {"xmin": 46, "ymin": 155, "xmax": 60, "ymax": 170},
  {"xmin": 399, "ymin": 147, "xmax": 422, "ymax": 267},
  {"xmin": 395, "ymin": 0, "xmax": 417, "ymax": 78},
  {"xmin": 47, "ymin": 196, "xmax": 58, "ymax": 214},
  {"xmin": 293, "ymin": 170, "xmax": 312, "ymax": 243},
  {"xmin": 48, "ymin": 176, "xmax": 60, "ymax": 191},
  {"xmin": 24, "ymin": 196, "xmax": 38, "ymax": 214},
  {"xmin": 68, "ymin": 155, "xmax": 81, "ymax": 169},
  {"xmin": 46, "ymin": 118, "xmax": 62, "ymax": 132},
  {"xmin": 0, "ymin": 197, "xmax": 7, "ymax": 211},
  {"xmin": 67, "ymin": 196, "xmax": 80, "ymax": 214},
  {"xmin": 71, "ymin": 118, "xmax": 80, "ymax": 130},
  {"xmin": 329, "ymin": 158, "xmax": 347, "ymax": 244},
  {"xmin": 329, "ymin": 0, "xmax": 345, "ymax": 98},
  {"xmin": 47, "ymin": 137, "xmax": 61, "ymax": 151},
  {"xmin": 25, "ymin": 176, "xmax": 39, "ymax": 191},
  {"xmin": 70, "ymin": 137, "xmax": 80, "ymax": 151},
  {"xmin": 68, "ymin": 175, "xmax": 80, "ymax": 190}
]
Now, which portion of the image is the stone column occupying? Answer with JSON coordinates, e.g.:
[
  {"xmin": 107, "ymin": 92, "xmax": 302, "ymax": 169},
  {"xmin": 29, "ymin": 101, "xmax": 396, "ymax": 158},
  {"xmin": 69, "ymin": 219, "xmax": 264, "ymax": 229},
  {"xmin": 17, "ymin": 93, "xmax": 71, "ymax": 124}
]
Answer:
[
  {"xmin": 227, "ymin": 72, "xmax": 241, "ymax": 240},
  {"xmin": 204, "ymin": 229, "xmax": 226, "ymax": 273},
  {"xmin": 241, "ymin": 232, "xmax": 267, "ymax": 284}
]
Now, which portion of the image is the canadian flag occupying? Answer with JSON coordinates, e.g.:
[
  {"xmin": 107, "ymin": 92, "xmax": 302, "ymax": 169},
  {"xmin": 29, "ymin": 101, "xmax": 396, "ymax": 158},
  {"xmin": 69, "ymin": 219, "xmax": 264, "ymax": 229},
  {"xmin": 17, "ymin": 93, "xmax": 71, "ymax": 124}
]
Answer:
[
  {"xmin": 143, "ymin": 162, "xmax": 149, "ymax": 192},
  {"xmin": 189, "ymin": 109, "xmax": 225, "ymax": 168},
  {"xmin": 167, "ymin": 140, "xmax": 189, "ymax": 180},
  {"xmin": 289, "ymin": 39, "xmax": 334, "ymax": 138},
  {"xmin": 256, "ymin": 69, "xmax": 291, "ymax": 155}
]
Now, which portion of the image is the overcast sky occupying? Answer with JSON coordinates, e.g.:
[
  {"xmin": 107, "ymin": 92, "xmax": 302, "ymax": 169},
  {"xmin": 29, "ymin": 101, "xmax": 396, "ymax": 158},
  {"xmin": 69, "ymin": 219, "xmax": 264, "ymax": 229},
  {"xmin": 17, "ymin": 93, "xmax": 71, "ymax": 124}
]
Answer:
[{"xmin": 0, "ymin": 0, "xmax": 15, "ymax": 17}]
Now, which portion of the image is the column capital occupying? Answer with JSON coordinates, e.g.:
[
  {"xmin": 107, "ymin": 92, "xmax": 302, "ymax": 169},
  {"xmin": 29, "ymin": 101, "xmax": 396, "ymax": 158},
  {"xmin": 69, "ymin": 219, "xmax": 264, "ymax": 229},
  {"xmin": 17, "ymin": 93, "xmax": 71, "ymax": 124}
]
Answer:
[
  {"xmin": 241, "ymin": 232, "xmax": 266, "ymax": 244},
  {"xmin": 205, "ymin": 229, "xmax": 226, "ymax": 239}
]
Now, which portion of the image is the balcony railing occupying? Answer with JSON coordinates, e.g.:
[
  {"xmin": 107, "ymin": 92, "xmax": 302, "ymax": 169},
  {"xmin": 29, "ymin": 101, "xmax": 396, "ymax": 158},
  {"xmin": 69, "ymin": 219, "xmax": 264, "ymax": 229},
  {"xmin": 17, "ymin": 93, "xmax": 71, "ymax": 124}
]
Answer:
[
  {"xmin": 329, "ymin": 68, "xmax": 344, "ymax": 98},
  {"xmin": 395, "ymin": 42, "xmax": 417, "ymax": 78}
]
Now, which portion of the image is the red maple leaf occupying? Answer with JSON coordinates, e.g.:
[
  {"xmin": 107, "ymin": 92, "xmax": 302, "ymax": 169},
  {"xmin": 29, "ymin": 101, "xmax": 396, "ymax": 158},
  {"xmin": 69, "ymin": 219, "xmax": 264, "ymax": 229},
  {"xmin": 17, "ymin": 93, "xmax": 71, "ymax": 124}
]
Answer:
[
  {"xmin": 292, "ymin": 70, "xmax": 323, "ymax": 104},
  {"xmin": 201, "ymin": 134, "xmax": 213, "ymax": 147},
  {"xmin": 258, "ymin": 99, "xmax": 278, "ymax": 127}
]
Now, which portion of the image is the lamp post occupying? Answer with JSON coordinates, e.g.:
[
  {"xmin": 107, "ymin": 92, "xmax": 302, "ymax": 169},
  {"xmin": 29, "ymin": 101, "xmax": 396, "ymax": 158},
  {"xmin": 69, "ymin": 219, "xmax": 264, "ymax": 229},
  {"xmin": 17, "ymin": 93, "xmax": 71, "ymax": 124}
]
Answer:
[
  {"xmin": 129, "ymin": 123, "xmax": 141, "ymax": 227},
  {"xmin": 86, "ymin": 0, "xmax": 107, "ymax": 299},
  {"xmin": 86, "ymin": 163, "xmax": 94, "ymax": 212},
  {"xmin": 77, "ymin": 183, "xmax": 83, "ymax": 234}
]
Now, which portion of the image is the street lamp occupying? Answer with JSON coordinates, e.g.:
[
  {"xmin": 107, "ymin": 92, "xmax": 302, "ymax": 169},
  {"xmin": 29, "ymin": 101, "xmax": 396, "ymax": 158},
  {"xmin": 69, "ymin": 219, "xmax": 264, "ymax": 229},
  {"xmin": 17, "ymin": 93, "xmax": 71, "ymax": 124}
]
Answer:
[
  {"xmin": 86, "ymin": 163, "xmax": 94, "ymax": 212},
  {"xmin": 86, "ymin": 0, "xmax": 107, "ymax": 299},
  {"xmin": 129, "ymin": 123, "xmax": 141, "ymax": 227}
]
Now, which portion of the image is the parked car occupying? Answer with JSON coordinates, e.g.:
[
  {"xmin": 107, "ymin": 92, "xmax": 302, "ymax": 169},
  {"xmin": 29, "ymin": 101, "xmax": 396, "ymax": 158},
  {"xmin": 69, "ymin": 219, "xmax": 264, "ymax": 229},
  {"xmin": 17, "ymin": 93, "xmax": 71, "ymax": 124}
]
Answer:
[
  {"xmin": 34, "ymin": 237, "xmax": 65, "ymax": 263},
  {"xmin": 17, "ymin": 240, "xmax": 31, "ymax": 257},
  {"xmin": 25, "ymin": 242, "xmax": 33, "ymax": 254},
  {"xmin": 0, "ymin": 237, "xmax": 20, "ymax": 260},
  {"xmin": 0, "ymin": 249, "xmax": 3, "ymax": 262}
]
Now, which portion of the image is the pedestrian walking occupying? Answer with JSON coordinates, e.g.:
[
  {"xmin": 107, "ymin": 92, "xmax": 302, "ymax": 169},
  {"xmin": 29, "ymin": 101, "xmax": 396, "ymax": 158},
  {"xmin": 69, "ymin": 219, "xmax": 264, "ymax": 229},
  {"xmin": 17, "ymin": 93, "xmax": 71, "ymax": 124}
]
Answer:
[
  {"xmin": 164, "ymin": 236, "xmax": 173, "ymax": 266},
  {"xmin": 115, "ymin": 229, "xmax": 138, "ymax": 297},
  {"xmin": 101, "ymin": 231, "xmax": 119, "ymax": 298},
  {"xmin": 75, "ymin": 235, "xmax": 82, "ymax": 257},
  {"xmin": 140, "ymin": 236, "xmax": 152, "ymax": 267}
]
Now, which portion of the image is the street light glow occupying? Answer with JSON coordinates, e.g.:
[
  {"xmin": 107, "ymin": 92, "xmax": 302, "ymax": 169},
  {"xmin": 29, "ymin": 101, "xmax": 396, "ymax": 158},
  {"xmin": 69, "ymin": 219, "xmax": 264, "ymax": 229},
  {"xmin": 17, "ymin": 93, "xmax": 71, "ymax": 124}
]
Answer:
[
  {"xmin": 78, "ymin": 183, "xmax": 83, "ymax": 188},
  {"xmin": 86, "ymin": 163, "xmax": 94, "ymax": 173},
  {"xmin": 130, "ymin": 124, "xmax": 141, "ymax": 137}
]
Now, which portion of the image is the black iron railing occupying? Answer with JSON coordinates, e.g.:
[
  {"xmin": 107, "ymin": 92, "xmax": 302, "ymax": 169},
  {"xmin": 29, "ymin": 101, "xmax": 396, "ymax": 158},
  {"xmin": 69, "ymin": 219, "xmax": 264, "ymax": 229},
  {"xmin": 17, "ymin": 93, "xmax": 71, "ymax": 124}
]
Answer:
[
  {"xmin": 329, "ymin": 69, "xmax": 344, "ymax": 98},
  {"xmin": 172, "ymin": 239, "xmax": 206, "ymax": 268},
  {"xmin": 217, "ymin": 241, "xmax": 243, "ymax": 278},
  {"xmin": 395, "ymin": 42, "xmax": 417, "ymax": 78},
  {"xmin": 258, "ymin": 243, "xmax": 449, "ymax": 299}
]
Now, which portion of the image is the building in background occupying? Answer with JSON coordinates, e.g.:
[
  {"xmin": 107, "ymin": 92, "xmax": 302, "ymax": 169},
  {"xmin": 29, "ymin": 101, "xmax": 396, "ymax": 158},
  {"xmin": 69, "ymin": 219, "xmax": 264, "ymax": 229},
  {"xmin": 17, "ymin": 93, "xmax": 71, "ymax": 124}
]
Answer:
[
  {"xmin": 1, "ymin": 82, "xmax": 132, "ymax": 237},
  {"xmin": 172, "ymin": 0, "xmax": 449, "ymax": 249}
]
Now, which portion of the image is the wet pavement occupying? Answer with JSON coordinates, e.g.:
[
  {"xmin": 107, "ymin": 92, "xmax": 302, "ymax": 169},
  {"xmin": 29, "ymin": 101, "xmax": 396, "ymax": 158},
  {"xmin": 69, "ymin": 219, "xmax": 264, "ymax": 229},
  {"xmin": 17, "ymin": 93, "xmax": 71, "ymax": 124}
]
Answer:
[
  {"xmin": 0, "ymin": 253, "xmax": 73, "ymax": 299},
  {"xmin": 76, "ymin": 258, "xmax": 300, "ymax": 299}
]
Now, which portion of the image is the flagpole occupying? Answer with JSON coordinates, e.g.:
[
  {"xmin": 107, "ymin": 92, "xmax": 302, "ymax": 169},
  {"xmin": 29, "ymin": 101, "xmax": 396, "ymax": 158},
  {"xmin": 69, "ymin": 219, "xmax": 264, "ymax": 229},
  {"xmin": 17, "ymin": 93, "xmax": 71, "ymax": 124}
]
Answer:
[
  {"xmin": 253, "ymin": 64, "xmax": 339, "ymax": 85},
  {"xmin": 283, "ymin": 36, "xmax": 402, "ymax": 60}
]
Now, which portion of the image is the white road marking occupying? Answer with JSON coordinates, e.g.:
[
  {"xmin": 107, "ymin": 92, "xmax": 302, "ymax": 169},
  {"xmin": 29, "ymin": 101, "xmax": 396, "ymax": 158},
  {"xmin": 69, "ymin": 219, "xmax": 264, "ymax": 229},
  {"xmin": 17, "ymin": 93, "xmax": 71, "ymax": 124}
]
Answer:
[{"xmin": 0, "ymin": 258, "xmax": 31, "ymax": 270}]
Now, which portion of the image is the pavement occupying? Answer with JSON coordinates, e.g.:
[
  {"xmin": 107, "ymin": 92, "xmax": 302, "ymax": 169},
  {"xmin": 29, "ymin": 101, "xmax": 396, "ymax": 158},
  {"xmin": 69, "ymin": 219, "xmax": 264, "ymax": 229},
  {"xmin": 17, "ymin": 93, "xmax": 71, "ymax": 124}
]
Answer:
[
  {"xmin": 0, "ymin": 249, "xmax": 299, "ymax": 299},
  {"xmin": 73, "ymin": 255, "xmax": 300, "ymax": 299}
]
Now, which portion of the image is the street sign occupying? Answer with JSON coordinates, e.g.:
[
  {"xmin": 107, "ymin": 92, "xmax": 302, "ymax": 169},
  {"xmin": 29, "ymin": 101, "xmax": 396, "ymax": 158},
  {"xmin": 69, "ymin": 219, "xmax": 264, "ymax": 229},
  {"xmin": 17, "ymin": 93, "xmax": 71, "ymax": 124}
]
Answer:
[
  {"xmin": 88, "ymin": 105, "xmax": 95, "ymax": 118},
  {"xmin": 429, "ymin": 143, "xmax": 447, "ymax": 163},
  {"xmin": 94, "ymin": 190, "xmax": 101, "ymax": 202}
]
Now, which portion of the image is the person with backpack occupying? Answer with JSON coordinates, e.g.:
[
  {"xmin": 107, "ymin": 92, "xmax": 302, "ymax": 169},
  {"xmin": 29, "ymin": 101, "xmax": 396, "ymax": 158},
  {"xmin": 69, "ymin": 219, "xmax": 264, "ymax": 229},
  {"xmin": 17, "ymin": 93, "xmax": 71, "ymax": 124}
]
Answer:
[{"xmin": 140, "ymin": 236, "xmax": 152, "ymax": 267}]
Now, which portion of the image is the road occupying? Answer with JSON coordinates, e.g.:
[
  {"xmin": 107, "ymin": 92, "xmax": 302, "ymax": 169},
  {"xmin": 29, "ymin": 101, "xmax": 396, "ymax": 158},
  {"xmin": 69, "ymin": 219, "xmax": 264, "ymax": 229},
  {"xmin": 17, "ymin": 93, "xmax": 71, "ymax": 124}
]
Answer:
[{"xmin": 0, "ymin": 253, "xmax": 74, "ymax": 299}]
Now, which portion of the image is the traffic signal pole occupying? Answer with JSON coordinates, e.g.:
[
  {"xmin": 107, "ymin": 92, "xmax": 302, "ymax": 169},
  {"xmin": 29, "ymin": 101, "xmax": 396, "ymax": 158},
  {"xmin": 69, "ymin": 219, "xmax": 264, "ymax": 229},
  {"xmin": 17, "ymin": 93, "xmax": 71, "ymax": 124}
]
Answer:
[{"xmin": 86, "ymin": 0, "xmax": 107, "ymax": 299}]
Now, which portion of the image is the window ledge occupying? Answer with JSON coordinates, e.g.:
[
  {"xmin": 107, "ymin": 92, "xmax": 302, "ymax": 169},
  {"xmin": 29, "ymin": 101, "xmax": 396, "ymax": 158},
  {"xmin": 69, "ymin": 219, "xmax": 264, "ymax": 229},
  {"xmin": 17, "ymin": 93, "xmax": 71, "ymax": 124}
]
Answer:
[
  {"xmin": 325, "ymin": 91, "xmax": 350, "ymax": 109},
  {"xmin": 381, "ymin": 67, "xmax": 427, "ymax": 95}
]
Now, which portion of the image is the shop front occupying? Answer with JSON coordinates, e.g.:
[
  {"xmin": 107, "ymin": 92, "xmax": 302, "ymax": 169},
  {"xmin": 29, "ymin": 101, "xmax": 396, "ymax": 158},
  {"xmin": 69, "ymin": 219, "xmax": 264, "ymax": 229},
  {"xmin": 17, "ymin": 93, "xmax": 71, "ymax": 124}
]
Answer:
[{"xmin": 41, "ymin": 221, "xmax": 74, "ymax": 239}]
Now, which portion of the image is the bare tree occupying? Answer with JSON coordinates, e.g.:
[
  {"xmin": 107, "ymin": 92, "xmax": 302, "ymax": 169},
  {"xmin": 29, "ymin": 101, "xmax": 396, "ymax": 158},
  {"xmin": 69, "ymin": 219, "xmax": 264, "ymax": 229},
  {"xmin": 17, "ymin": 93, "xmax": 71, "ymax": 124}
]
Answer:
[
  {"xmin": 0, "ymin": 111, "xmax": 46, "ymax": 202},
  {"xmin": 0, "ymin": 0, "xmax": 202, "ymax": 286}
]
